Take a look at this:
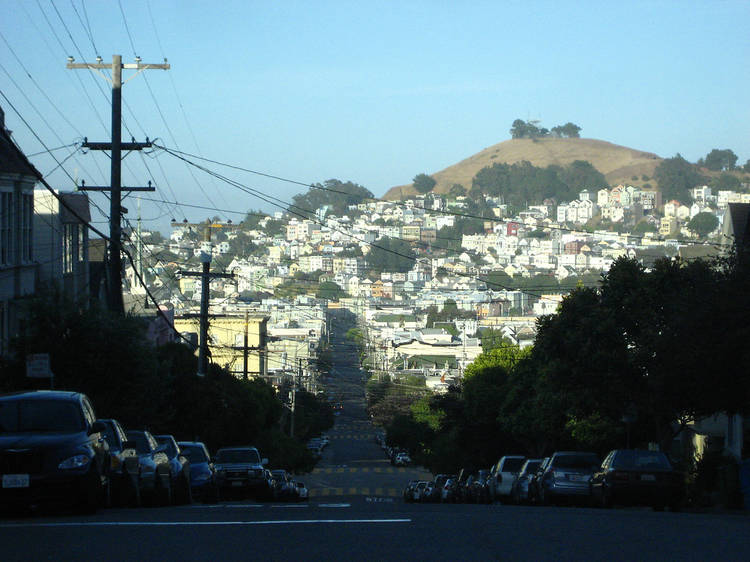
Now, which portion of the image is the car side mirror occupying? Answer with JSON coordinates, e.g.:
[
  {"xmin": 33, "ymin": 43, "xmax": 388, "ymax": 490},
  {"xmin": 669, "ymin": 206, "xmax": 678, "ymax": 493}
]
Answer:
[
  {"xmin": 89, "ymin": 420, "xmax": 106, "ymax": 435},
  {"xmin": 261, "ymin": 458, "xmax": 269, "ymax": 466}
]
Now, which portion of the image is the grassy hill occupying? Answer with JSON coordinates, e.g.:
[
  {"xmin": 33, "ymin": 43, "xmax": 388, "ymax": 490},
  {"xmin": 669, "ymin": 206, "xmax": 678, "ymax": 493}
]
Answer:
[{"xmin": 384, "ymin": 137, "xmax": 664, "ymax": 200}]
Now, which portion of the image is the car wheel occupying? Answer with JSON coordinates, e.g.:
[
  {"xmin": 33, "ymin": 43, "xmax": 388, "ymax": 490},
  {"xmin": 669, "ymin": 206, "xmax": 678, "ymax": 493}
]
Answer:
[
  {"xmin": 154, "ymin": 475, "xmax": 172, "ymax": 506},
  {"xmin": 176, "ymin": 474, "xmax": 192, "ymax": 505},
  {"xmin": 78, "ymin": 466, "xmax": 103, "ymax": 514}
]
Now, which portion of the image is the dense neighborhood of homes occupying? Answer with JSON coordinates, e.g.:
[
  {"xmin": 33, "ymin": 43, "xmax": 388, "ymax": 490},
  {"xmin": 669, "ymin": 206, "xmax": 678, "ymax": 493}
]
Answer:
[{"xmin": 2, "ymin": 101, "xmax": 749, "ymax": 401}]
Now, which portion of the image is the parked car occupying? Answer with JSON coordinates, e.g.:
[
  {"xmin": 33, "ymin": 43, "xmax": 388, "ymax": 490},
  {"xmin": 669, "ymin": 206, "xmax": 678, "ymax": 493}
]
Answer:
[
  {"xmin": 394, "ymin": 452, "xmax": 411, "ymax": 466},
  {"xmin": 0, "ymin": 390, "xmax": 111, "ymax": 513},
  {"xmin": 510, "ymin": 458, "xmax": 543, "ymax": 505},
  {"xmin": 590, "ymin": 449, "xmax": 685, "ymax": 511},
  {"xmin": 527, "ymin": 457, "xmax": 550, "ymax": 505},
  {"xmin": 270, "ymin": 469, "xmax": 297, "ymax": 501},
  {"xmin": 155, "ymin": 435, "xmax": 192, "ymax": 505},
  {"xmin": 413, "ymin": 480, "xmax": 429, "ymax": 502},
  {"xmin": 403, "ymin": 480, "xmax": 418, "ymax": 503},
  {"xmin": 538, "ymin": 451, "xmax": 600, "ymax": 505},
  {"xmin": 421, "ymin": 481, "xmax": 439, "ymax": 503},
  {"xmin": 214, "ymin": 446, "xmax": 268, "ymax": 500},
  {"xmin": 178, "ymin": 441, "xmax": 219, "ymax": 503},
  {"xmin": 488, "ymin": 455, "xmax": 526, "ymax": 502},
  {"xmin": 100, "ymin": 418, "xmax": 140, "ymax": 507},
  {"xmin": 126, "ymin": 429, "xmax": 173, "ymax": 506},
  {"xmin": 441, "ymin": 478, "xmax": 458, "ymax": 503},
  {"xmin": 471, "ymin": 470, "xmax": 492, "ymax": 504},
  {"xmin": 295, "ymin": 481, "xmax": 309, "ymax": 501}
]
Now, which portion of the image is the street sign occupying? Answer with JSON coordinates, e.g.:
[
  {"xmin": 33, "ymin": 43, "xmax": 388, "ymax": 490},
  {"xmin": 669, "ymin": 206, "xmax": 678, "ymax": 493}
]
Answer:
[{"xmin": 26, "ymin": 354, "xmax": 53, "ymax": 378}]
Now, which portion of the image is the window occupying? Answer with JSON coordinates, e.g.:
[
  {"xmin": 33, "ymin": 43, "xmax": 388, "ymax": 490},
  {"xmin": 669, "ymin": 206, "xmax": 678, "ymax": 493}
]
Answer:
[
  {"xmin": 22, "ymin": 193, "xmax": 32, "ymax": 262},
  {"xmin": 63, "ymin": 223, "xmax": 73, "ymax": 273},
  {"xmin": 0, "ymin": 191, "xmax": 12, "ymax": 265}
]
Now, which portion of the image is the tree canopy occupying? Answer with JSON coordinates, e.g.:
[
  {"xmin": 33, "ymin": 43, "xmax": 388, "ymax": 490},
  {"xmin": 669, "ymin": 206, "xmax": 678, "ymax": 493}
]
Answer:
[
  {"xmin": 687, "ymin": 212, "xmax": 719, "ymax": 238},
  {"xmin": 291, "ymin": 179, "xmax": 373, "ymax": 218},
  {"xmin": 703, "ymin": 148, "xmax": 738, "ymax": 171},
  {"xmin": 510, "ymin": 119, "xmax": 581, "ymax": 139},
  {"xmin": 366, "ymin": 236, "xmax": 416, "ymax": 274},
  {"xmin": 413, "ymin": 173, "xmax": 437, "ymax": 194},
  {"xmin": 469, "ymin": 160, "xmax": 607, "ymax": 206},
  {"xmin": 654, "ymin": 155, "xmax": 707, "ymax": 203}
]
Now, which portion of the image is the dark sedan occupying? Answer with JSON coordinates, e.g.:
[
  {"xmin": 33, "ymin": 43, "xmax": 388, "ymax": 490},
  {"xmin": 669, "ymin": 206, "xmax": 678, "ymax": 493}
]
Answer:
[
  {"xmin": 178, "ymin": 441, "xmax": 219, "ymax": 503},
  {"xmin": 154, "ymin": 435, "xmax": 192, "ymax": 505},
  {"xmin": 590, "ymin": 449, "xmax": 685, "ymax": 511},
  {"xmin": 126, "ymin": 430, "xmax": 172, "ymax": 506}
]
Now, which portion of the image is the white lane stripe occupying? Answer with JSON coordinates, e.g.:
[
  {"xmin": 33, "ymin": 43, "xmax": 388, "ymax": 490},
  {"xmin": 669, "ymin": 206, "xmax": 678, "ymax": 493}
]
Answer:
[
  {"xmin": 0, "ymin": 519, "xmax": 411, "ymax": 528},
  {"xmin": 318, "ymin": 503, "xmax": 350, "ymax": 508},
  {"xmin": 187, "ymin": 504, "xmax": 264, "ymax": 508},
  {"xmin": 270, "ymin": 504, "xmax": 309, "ymax": 508}
]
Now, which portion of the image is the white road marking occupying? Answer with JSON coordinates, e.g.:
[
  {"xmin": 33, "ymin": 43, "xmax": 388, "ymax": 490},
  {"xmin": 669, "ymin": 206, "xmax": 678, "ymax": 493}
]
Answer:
[
  {"xmin": 0, "ymin": 519, "xmax": 411, "ymax": 528},
  {"xmin": 187, "ymin": 504, "xmax": 264, "ymax": 508},
  {"xmin": 318, "ymin": 503, "xmax": 350, "ymax": 508},
  {"xmin": 270, "ymin": 504, "xmax": 309, "ymax": 508}
]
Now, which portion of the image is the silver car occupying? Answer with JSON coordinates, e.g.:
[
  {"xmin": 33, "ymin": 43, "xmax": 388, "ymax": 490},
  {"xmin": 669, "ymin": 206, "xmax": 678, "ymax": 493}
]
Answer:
[{"xmin": 538, "ymin": 451, "xmax": 600, "ymax": 505}]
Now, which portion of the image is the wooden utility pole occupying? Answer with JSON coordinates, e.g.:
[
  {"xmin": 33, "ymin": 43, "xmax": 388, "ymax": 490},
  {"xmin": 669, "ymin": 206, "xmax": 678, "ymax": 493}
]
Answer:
[
  {"xmin": 178, "ymin": 226, "xmax": 233, "ymax": 376},
  {"xmin": 243, "ymin": 311, "xmax": 249, "ymax": 380},
  {"xmin": 67, "ymin": 55, "xmax": 169, "ymax": 314}
]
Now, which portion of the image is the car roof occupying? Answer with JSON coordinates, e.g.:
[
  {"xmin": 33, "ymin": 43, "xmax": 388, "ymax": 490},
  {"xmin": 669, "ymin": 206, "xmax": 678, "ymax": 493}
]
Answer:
[{"xmin": 0, "ymin": 390, "xmax": 83, "ymax": 402}]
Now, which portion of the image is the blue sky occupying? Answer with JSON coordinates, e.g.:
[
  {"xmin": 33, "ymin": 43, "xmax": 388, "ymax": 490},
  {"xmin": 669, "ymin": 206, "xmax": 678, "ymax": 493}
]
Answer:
[{"xmin": 1, "ymin": 0, "xmax": 748, "ymax": 231}]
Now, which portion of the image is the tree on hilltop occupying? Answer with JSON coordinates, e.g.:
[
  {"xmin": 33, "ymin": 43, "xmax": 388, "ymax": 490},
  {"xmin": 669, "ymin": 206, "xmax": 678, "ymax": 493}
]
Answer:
[
  {"xmin": 413, "ymin": 173, "xmax": 437, "ymax": 194},
  {"xmin": 703, "ymin": 149, "xmax": 738, "ymax": 171}
]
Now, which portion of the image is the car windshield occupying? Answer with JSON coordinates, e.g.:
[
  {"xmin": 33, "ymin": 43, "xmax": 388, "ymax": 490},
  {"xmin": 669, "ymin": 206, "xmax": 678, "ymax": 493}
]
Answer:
[
  {"xmin": 0, "ymin": 400, "xmax": 85, "ymax": 433},
  {"xmin": 503, "ymin": 458, "xmax": 526, "ymax": 472},
  {"xmin": 127, "ymin": 432, "xmax": 152, "ymax": 455},
  {"xmin": 156, "ymin": 437, "xmax": 179, "ymax": 459},
  {"xmin": 614, "ymin": 450, "xmax": 672, "ymax": 470},
  {"xmin": 179, "ymin": 444, "xmax": 208, "ymax": 463},
  {"xmin": 216, "ymin": 449, "xmax": 260, "ymax": 464},
  {"xmin": 522, "ymin": 461, "xmax": 542, "ymax": 475},
  {"xmin": 552, "ymin": 454, "xmax": 600, "ymax": 469}
]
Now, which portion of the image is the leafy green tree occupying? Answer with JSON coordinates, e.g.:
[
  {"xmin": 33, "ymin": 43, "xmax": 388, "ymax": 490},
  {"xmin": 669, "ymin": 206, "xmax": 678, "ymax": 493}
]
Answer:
[
  {"xmin": 367, "ymin": 236, "xmax": 416, "ymax": 274},
  {"xmin": 711, "ymin": 173, "xmax": 741, "ymax": 191},
  {"xmin": 448, "ymin": 183, "xmax": 467, "ymax": 198},
  {"xmin": 560, "ymin": 122, "xmax": 582, "ymax": 138},
  {"xmin": 241, "ymin": 209, "xmax": 268, "ymax": 230},
  {"xmin": 413, "ymin": 173, "xmax": 436, "ymax": 194},
  {"xmin": 559, "ymin": 160, "xmax": 609, "ymax": 192},
  {"xmin": 291, "ymin": 179, "xmax": 373, "ymax": 218},
  {"xmin": 632, "ymin": 220, "xmax": 657, "ymax": 234},
  {"xmin": 704, "ymin": 148, "xmax": 738, "ymax": 171},
  {"xmin": 315, "ymin": 281, "xmax": 344, "ymax": 300},
  {"xmin": 654, "ymin": 154, "xmax": 707, "ymax": 203},
  {"xmin": 687, "ymin": 212, "xmax": 719, "ymax": 238},
  {"xmin": 744, "ymin": 159, "xmax": 750, "ymax": 173},
  {"xmin": 510, "ymin": 119, "xmax": 528, "ymax": 139}
]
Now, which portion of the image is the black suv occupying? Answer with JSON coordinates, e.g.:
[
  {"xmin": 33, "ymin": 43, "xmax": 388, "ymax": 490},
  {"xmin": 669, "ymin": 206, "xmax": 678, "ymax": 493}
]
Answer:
[
  {"xmin": 214, "ymin": 446, "xmax": 268, "ymax": 499},
  {"xmin": 0, "ymin": 390, "xmax": 110, "ymax": 512}
]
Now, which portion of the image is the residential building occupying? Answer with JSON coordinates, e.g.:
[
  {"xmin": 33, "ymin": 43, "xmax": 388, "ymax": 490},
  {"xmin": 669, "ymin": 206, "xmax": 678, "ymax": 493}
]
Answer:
[{"xmin": 0, "ymin": 107, "xmax": 42, "ymax": 355}]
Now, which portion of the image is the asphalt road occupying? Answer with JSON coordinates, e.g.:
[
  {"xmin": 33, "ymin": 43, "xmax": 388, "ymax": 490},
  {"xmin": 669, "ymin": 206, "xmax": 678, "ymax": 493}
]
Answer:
[{"xmin": 2, "ymin": 317, "xmax": 749, "ymax": 560}]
